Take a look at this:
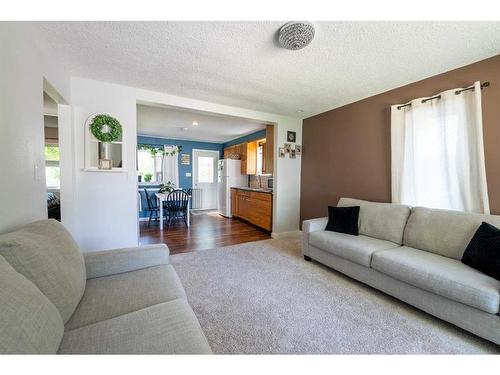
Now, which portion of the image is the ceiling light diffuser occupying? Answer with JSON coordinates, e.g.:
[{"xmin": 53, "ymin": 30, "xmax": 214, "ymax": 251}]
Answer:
[{"xmin": 278, "ymin": 22, "xmax": 315, "ymax": 50}]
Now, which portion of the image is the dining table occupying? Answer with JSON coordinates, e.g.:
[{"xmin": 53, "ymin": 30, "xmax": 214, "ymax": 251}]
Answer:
[{"xmin": 155, "ymin": 191, "xmax": 191, "ymax": 230}]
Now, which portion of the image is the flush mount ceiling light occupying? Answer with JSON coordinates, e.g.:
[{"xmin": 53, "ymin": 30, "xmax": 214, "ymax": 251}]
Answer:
[
  {"xmin": 296, "ymin": 109, "xmax": 304, "ymax": 114},
  {"xmin": 278, "ymin": 21, "xmax": 315, "ymax": 50},
  {"xmin": 192, "ymin": 121, "xmax": 198, "ymax": 126}
]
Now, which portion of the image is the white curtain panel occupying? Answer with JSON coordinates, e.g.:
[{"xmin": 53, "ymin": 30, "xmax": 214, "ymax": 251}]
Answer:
[
  {"xmin": 162, "ymin": 145, "xmax": 179, "ymax": 187},
  {"xmin": 391, "ymin": 81, "xmax": 489, "ymax": 214}
]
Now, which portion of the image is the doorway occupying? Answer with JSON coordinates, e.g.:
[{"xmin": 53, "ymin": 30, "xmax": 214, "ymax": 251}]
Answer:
[
  {"xmin": 42, "ymin": 79, "xmax": 72, "ymax": 229},
  {"xmin": 43, "ymin": 91, "xmax": 61, "ymax": 221},
  {"xmin": 192, "ymin": 149, "xmax": 219, "ymax": 210},
  {"xmin": 136, "ymin": 102, "xmax": 274, "ymax": 253}
]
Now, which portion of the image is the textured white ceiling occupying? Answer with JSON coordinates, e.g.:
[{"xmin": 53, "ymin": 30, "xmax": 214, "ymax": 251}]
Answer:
[
  {"xmin": 137, "ymin": 104, "xmax": 266, "ymax": 143},
  {"xmin": 35, "ymin": 21, "xmax": 500, "ymax": 118}
]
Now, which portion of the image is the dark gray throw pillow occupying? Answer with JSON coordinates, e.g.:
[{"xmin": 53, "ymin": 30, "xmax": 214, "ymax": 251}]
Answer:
[
  {"xmin": 325, "ymin": 206, "xmax": 360, "ymax": 236},
  {"xmin": 461, "ymin": 222, "xmax": 500, "ymax": 281}
]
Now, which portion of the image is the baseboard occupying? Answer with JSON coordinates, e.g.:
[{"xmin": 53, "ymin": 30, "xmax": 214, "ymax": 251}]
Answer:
[{"xmin": 271, "ymin": 230, "xmax": 302, "ymax": 239}]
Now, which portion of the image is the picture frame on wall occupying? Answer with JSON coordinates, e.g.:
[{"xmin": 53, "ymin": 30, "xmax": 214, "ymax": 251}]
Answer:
[
  {"xmin": 279, "ymin": 147, "xmax": 286, "ymax": 158},
  {"xmin": 295, "ymin": 145, "xmax": 302, "ymax": 154},
  {"xmin": 284, "ymin": 143, "xmax": 291, "ymax": 153},
  {"xmin": 181, "ymin": 153, "xmax": 191, "ymax": 165},
  {"xmin": 287, "ymin": 131, "xmax": 297, "ymax": 143}
]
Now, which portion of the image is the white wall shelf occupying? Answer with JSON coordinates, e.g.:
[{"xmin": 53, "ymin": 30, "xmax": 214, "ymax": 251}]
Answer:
[
  {"xmin": 81, "ymin": 167, "xmax": 127, "ymax": 173},
  {"xmin": 84, "ymin": 113, "xmax": 125, "ymax": 171}
]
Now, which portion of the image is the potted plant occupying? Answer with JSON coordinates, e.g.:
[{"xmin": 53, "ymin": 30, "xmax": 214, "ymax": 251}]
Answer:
[
  {"xmin": 144, "ymin": 173, "xmax": 153, "ymax": 182},
  {"xmin": 159, "ymin": 181, "xmax": 175, "ymax": 194}
]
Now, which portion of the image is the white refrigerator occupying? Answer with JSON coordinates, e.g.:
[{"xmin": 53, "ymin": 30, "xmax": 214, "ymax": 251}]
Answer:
[{"xmin": 218, "ymin": 159, "xmax": 247, "ymax": 217}]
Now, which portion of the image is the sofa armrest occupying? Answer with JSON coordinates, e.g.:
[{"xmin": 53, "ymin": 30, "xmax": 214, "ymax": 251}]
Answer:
[
  {"xmin": 84, "ymin": 244, "xmax": 170, "ymax": 279},
  {"xmin": 302, "ymin": 217, "xmax": 328, "ymax": 256}
]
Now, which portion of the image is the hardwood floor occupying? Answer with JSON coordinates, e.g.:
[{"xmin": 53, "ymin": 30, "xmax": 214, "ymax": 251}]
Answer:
[{"xmin": 139, "ymin": 211, "xmax": 271, "ymax": 254}]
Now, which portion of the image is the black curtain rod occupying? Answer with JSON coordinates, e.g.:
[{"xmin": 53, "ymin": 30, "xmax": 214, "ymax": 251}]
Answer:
[{"xmin": 397, "ymin": 81, "xmax": 490, "ymax": 110}]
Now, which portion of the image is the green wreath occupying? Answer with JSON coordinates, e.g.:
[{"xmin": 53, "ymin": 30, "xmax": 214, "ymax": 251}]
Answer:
[{"xmin": 90, "ymin": 114, "xmax": 122, "ymax": 142}]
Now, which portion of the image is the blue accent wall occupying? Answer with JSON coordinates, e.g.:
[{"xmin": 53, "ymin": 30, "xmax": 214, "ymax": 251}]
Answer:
[{"xmin": 222, "ymin": 129, "xmax": 266, "ymax": 148}]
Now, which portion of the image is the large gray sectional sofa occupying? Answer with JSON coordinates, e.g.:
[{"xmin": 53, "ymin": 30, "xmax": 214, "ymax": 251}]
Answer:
[
  {"xmin": 302, "ymin": 198, "xmax": 500, "ymax": 345},
  {"xmin": 0, "ymin": 219, "xmax": 211, "ymax": 354}
]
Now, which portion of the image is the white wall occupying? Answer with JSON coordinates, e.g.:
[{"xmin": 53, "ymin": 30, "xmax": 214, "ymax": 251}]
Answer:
[
  {"xmin": 70, "ymin": 78, "xmax": 138, "ymax": 251},
  {"xmin": 273, "ymin": 119, "xmax": 302, "ymax": 234},
  {"xmin": 0, "ymin": 23, "xmax": 72, "ymax": 234},
  {"xmin": 69, "ymin": 78, "xmax": 302, "ymax": 251},
  {"xmin": 0, "ymin": 24, "xmax": 47, "ymax": 233}
]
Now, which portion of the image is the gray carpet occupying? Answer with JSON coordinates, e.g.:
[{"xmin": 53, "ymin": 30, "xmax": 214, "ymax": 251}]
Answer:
[{"xmin": 170, "ymin": 235, "xmax": 500, "ymax": 354}]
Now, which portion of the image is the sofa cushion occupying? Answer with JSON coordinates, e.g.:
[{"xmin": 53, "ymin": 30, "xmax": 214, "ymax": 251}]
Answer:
[
  {"xmin": 84, "ymin": 244, "xmax": 170, "ymax": 279},
  {"xmin": 403, "ymin": 207, "xmax": 500, "ymax": 260},
  {"xmin": 462, "ymin": 222, "xmax": 500, "ymax": 281},
  {"xmin": 325, "ymin": 206, "xmax": 360, "ymax": 235},
  {"xmin": 309, "ymin": 231, "xmax": 400, "ymax": 267},
  {"xmin": 0, "ymin": 255, "xmax": 64, "ymax": 353},
  {"xmin": 59, "ymin": 299, "xmax": 212, "ymax": 354},
  {"xmin": 65, "ymin": 264, "xmax": 186, "ymax": 331},
  {"xmin": 337, "ymin": 198, "xmax": 410, "ymax": 244},
  {"xmin": 0, "ymin": 219, "xmax": 86, "ymax": 323},
  {"xmin": 372, "ymin": 246, "xmax": 500, "ymax": 314}
]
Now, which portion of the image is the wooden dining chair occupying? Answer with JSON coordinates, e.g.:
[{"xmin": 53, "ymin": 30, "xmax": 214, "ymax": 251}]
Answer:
[
  {"xmin": 144, "ymin": 188, "xmax": 161, "ymax": 227},
  {"xmin": 165, "ymin": 190, "xmax": 190, "ymax": 229}
]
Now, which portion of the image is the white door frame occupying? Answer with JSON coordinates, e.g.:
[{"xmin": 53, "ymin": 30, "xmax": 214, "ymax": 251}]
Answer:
[
  {"xmin": 192, "ymin": 149, "xmax": 219, "ymax": 210},
  {"xmin": 57, "ymin": 104, "xmax": 76, "ymax": 232},
  {"xmin": 43, "ymin": 79, "xmax": 75, "ymax": 232}
]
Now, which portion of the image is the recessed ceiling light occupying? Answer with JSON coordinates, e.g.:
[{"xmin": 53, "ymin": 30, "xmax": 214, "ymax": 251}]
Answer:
[
  {"xmin": 182, "ymin": 127, "xmax": 189, "ymax": 131},
  {"xmin": 296, "ymin": 109, "xmax": 304, "ymax": 113},
  {"xmin": 192, "ymin": 121, "xmax": 198, "ymax": 126}
]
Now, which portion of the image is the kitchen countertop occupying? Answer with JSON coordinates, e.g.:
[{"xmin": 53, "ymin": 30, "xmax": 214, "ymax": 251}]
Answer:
[{"xmin": 231, "ymin": 186, "xmax": 273, "ymax": 194}]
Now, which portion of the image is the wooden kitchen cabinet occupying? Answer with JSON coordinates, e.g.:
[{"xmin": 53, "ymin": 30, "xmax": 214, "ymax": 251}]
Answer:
[
  {"xmin": 238, "ymin": 141, "xmax": 257, "ymax": 175},
  {"xmin": 245, "ymin": 141, "xmax": 257, "ymax": 175},
  {"xmin": 231, "ymin": 188, "xmax": 272, "ymax": 231},
  {"xmin": 223, "ymin": 126, "xmax": 273, "ymax": 175},
  {"xmin": 263, "ymin": 124, "xmax": 274, "ymax": 174},
  {"xmin": 231, "ymin": 188, "xmax": 238, "ymax": 216},
  {"xmin": 237, "ymin": 193, "xmax": 251, "ymax": 221},
  {"xmin": 224, "ymin": 144, "xmax": 241, "ymax": 160}
]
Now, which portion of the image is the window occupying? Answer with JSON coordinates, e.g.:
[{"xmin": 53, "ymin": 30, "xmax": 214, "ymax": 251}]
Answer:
[
  {"xmin": 45, "ymin": 144, "xmax": 60, "ymax": 189},
  {"xmin": 256, "ymin": 143, "xmax": 263, "ymax": 175},
  {"xmin": 137, "ymin": 149, "xmax": 162, "ymax": 183},
  {"xmin": 391, "ymin": 82, "xmax": 489, "ymax": 213},
  {"xmin": 197, "ymin": 156, "xmax": 214, "ymax": 183}
]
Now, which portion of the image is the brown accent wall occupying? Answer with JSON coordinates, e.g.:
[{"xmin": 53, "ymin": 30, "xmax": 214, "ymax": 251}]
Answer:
[{"xmin": 301, "ymin": 54, "xmax": 500, "ymax": 222}]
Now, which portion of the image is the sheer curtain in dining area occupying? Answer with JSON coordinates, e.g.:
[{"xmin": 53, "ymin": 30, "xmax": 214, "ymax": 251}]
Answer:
[
  {"xmin": 391, "ymin": 81, "xmax": 489, "ymax": 214},
  {"xmin": 162, "ymin": 145, "xmax": 179, "ymax": 187}
]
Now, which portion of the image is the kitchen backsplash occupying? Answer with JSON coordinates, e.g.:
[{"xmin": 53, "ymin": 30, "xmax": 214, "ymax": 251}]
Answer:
[{"xmin": 249, "ymin": 175, "xmax": 272, "ymax": 189}]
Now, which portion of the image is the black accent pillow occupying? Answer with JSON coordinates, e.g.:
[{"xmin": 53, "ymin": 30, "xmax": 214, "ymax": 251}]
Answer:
[
  {"xmin": 325, "ymin": 206, "xmax": 360, "ymax": 236},
  {"xmin": 461, "ymin": 222, "xmax": 500, "ymax": 281}
]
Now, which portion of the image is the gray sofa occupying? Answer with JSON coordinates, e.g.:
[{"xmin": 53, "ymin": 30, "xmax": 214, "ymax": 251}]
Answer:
[
  {"xmin": 0, "ymin": 219, "xmax": 211, "ymax": 354},
  {"xmin": 302, "ymin": 198, "xmax": 500, "ymax": 345}
]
